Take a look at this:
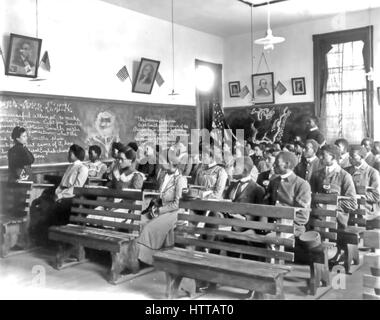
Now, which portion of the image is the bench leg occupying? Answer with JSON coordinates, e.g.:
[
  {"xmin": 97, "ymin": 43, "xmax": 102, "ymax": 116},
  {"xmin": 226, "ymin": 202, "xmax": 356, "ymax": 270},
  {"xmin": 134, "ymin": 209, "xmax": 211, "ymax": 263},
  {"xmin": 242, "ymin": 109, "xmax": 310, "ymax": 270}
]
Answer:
[
  {"xmin": 55, "ymin": 244, "xmax": 86, "ymax": 270},
  {"xmin": 110, "ymin": 252, "xmax": 125, "ymax": 284},
  {"xmin": 344, "ymin": 244, "xmax": 359, "ymax": 274},
  {"xmin": 165, "ymin": 273, "xmax": 182, "ymax": 299},
  {"xmin": 0, "ymin": 224, "xmax": 10, "ymax": 258},
  {"xmin": 309, "ymin": 262, "xmax": 330, "ymax": 296}
]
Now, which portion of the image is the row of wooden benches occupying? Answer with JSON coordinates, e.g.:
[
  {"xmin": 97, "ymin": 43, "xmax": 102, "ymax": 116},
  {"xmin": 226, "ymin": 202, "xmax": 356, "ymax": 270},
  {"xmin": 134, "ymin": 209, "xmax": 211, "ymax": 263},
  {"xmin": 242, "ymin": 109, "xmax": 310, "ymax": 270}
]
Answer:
[
  {"xmin": 47, "ymin": 187, "xmax": 371, "ymax": 299},
  {"xmin": 0, "ymin": 183, "xmax": 377, "ymax": 299}
]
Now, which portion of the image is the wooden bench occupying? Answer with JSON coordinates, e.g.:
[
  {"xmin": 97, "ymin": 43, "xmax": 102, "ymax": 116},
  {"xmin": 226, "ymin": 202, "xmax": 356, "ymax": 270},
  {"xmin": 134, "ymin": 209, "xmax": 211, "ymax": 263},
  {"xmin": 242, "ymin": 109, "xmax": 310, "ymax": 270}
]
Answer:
[
  {"xmin": 48, "ymin": 187, "xmax": 152, "ymax": 284},
  {"xmin": 153, "ymin": 199, "xmax": 296, "ymax": 299},
  {"xmin": 363, "ymin": 229, "xmax": 380, "ymax": 300},
  {"xmin": 0, "ymin": 182, "xmax": 54, "ymax": 258},
  {"xmin": 306, "ymin": 193, "xmax": 362, "ymax": 275}
]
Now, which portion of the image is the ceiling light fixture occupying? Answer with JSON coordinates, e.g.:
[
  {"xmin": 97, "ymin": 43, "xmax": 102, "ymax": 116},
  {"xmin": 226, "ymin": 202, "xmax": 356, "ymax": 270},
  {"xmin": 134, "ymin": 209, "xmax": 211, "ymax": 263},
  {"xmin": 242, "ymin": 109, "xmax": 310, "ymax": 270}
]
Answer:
[
  {"xmin": 169, "ymin": 0, "xmax": 179, "ymax": 96},
  {"xmin": 254, "ymin": 1, "xmax": 285, "ymax": 50}
]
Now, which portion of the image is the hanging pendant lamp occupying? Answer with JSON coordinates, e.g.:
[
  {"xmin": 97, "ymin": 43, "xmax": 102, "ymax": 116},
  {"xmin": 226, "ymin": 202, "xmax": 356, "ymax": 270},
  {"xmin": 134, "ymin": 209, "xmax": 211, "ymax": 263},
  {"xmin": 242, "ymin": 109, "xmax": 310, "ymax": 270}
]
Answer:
[
  {"xmin": 250, "ymin": 4, "xmax": 255, "ymax": 105},
  {"xmin": 254, "ymin": 1, "xmax": 284, "ymax": 50},
  {"xmin": 169, "ymin": 0, "xmax": 179, "ymax": 96}
]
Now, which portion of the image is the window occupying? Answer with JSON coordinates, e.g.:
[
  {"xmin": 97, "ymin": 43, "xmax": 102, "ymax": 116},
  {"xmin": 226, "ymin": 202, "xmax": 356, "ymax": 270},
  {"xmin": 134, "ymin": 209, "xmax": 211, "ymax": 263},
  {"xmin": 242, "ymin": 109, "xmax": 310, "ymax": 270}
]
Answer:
[{"xmin": 313, "ymin": 27, "xmax": 374, "ymax": 144}]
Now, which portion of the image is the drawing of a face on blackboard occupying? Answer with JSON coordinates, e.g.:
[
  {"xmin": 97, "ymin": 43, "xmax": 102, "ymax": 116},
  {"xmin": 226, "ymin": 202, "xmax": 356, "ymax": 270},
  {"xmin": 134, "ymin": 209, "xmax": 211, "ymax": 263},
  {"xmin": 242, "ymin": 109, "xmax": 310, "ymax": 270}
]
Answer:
[
  {"xmin": 96, "ymin": 111, "xmax": 115, "ymax": 137},
  {"xmin": 86, "ymin": 110, "xmax": 120, "ymax": 158}
]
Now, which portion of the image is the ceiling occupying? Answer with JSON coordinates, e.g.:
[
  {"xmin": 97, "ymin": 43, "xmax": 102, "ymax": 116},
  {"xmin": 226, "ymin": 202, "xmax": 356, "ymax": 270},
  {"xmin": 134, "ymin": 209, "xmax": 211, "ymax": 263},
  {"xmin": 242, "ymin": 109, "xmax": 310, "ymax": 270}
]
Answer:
[{"xmin": 100, "ymin": 0, "xmax": 379, "ymax": 37}]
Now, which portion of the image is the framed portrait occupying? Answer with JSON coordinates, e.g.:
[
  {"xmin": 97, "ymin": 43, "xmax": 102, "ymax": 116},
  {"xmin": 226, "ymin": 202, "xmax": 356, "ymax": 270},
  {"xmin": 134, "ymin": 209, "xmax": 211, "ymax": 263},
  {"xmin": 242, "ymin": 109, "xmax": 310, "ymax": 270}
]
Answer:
[
  {"xmin": 291, "ymin": 77, "xmax": 306, "ymax": 95},
  {"xmin": 229, "ymin": 81, "xmax": 241, "ymax": 98},
  {"xmin": 132, "ymin": 58, "xmax": 160, "ymax": 94},
  {"xmin": 252, "ymin": 72, "xmax": 275, "ymax": 105},
  {"xmin": 5, "ymin": 33, "xmax": 42, "ymax": 78}
]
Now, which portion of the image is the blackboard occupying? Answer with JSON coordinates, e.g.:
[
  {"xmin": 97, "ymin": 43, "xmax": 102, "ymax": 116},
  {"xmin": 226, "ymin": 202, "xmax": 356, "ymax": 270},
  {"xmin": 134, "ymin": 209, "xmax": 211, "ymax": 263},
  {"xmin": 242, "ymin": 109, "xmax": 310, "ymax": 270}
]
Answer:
[
  {"xmin": 0, "ymin": 91, "xmax": 197, "ymax": 166},
  {"xmin": 224, "ymin": 102, "xmax": 315, "ymax": 144}
]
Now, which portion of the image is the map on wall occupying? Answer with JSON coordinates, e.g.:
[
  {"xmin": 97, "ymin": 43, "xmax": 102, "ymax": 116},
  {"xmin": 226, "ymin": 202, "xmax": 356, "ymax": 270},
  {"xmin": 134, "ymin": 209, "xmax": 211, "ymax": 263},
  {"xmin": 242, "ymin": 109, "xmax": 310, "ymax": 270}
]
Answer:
[{"xmin": 224, "ymin": 102, "xmax": 315, "ymax": 144}]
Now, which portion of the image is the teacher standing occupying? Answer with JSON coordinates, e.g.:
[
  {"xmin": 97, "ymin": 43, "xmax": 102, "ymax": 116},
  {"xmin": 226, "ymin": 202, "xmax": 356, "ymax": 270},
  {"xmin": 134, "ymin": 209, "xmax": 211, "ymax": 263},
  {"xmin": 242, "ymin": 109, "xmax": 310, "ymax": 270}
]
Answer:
[{"xmin": 8, "ymin": 126, "xmax": 35, "ymax": 182}]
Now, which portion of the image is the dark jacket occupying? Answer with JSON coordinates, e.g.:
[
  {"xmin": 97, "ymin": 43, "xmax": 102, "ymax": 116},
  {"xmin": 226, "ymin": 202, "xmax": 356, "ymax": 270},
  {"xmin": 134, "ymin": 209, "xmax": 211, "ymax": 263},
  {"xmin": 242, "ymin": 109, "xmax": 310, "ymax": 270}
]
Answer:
[
  {"xmin": 294, "ymin": 156, "xmax": 322, "ymax": 183},
  {"xmin": 266, "ymin": 172, "xmax": 311, "ymax": 237},
  {"xmin": 7, "ymin": 142, "xmax": 35, "ymax": 182}
]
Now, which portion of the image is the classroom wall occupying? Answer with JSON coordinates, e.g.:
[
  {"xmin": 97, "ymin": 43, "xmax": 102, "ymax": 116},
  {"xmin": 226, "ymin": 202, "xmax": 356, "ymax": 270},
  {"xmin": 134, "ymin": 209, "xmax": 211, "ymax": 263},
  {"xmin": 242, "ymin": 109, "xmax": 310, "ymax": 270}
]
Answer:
[
  {"xmin": 223, "ymin": 8, "xmax": 380, "ymax": 140},
  {"xmin": 0, "ymin": 0, "xmax": 224, "ymax": 106}
]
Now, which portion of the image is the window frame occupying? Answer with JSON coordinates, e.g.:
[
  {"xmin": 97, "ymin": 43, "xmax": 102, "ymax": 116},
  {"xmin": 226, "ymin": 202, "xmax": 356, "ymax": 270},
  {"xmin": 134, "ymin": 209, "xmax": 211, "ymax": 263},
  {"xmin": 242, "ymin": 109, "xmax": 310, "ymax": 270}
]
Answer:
[{"xmin": 313, "ymin": 26, "xmax": 374, "ymax": 139}]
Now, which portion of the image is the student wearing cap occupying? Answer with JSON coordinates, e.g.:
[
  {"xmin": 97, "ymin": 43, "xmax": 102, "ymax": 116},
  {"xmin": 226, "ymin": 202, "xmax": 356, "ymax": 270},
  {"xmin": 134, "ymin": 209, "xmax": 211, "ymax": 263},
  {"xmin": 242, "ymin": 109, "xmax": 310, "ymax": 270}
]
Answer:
[
  {"xmin": 345, "ymin": 146, "xmax": 380, "ymax": 222},
  {"xmin": 361, "ymin": 138, "xmax": 376, "ymax": 167},
  {"xmin": 294, "ymin": 139, "xmax": 322, "ymax": 183},
  {"xmin": 266, "ymin": 151, "xmax": 311, "ymax": 237},
  {"xmin": 121, "ymin": 148, "xmax": 188, "ymax": 272},
  {"xmin": 335, "ymin": 138, "xmax": 350, "ymax": 169},
  {"xmin": 7, "ymin": 126, "xmax": 35, "ymax": 182},
  {"xmin": 310, "ymin": 144, "xmax": 357, "ymax": 228},
  {"xmin": 305, "ymin": 116, "xmax": 326, "ymax": 147},
  {"xmin": 105, "ymin": 141, "xmax": 124, "ymax": 185}
]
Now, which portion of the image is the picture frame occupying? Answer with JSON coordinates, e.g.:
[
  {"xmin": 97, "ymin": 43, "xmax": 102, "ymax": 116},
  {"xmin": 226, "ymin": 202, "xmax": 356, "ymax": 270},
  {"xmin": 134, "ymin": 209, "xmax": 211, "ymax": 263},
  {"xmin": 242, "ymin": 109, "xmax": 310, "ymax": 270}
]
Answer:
[
  {"xmin": 228, "ymin": 81, "xmax": 241, "ymax": 98},
  {"xmin": 377, "ymin": 87, "xmax": 380, "ymax": 105},
  {"xmin": 132, "ymin": 57, "xmax": 160, "ymax": 94},
  {"xmin": 252, "ymin": 72, "xmax": 275, "ymax": 105},
  {"xmin": 291, "ymin": 77, "xmax": 306, "ymax": 95},
  {"xmin": 5, "ymin": 33, "xmax": 42, "ymax": 79}
]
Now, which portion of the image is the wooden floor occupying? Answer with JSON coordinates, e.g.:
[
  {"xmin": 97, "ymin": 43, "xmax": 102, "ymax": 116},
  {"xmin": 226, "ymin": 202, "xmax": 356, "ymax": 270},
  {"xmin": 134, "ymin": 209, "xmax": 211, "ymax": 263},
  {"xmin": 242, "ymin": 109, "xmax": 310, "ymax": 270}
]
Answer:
[{"xmin": 0, "ymin": 247, "xmax": 367, "ymax": 300}]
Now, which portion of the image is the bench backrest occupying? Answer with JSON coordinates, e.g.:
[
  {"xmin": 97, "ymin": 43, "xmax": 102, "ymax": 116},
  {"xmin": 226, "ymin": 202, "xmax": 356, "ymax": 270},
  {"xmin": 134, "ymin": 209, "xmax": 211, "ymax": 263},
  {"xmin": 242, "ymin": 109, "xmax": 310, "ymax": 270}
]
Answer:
[
  {"xmin": 178, "ymin": 199, "xmax": 296, "ymax": 264},
  {"xmin": 309, "ymin": 193, "xmax": 339, "ymax": 243},
  {"xmin": 69, "ymin": 187, "xmax": 143, "ymax": 233}
]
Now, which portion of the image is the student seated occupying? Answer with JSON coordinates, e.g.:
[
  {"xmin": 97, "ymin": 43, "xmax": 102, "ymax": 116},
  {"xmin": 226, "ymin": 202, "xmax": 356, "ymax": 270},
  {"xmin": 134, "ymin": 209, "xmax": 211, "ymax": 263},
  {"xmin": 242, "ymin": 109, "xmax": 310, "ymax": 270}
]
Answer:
[
  {"xmin": 105, "ymin": 142, "xmax": 124, "ymax": 185},
  {"xmin": 345, "ymin": 146, "xmax": 380, "ymax": 223},
  {"xmin": 194, "ymin": 143, "xmax": 228, "ymax": 200},
  {"xmin": 85, "ymin": 145, "xmax": 107, "ymax": 179},
  {"xmin": 294, "ymin": 139, "xmax": 322, "ymax": 183},
  {"xmin": 30, "ymin": 144, "xmax": 89, "ymax": 241},
  {"xmin": 373, "ymin": 141, "xmax": 380, "ymax": 172},
  {"xmin": 120, "ymin": 149, "xmax": 188, "ymax": 272},
  {"xmin": 335, "ymin": 138, "xmax": 350, "ymax": 169},
  {"xmin": 224, "ymin": 156, "xmax": 265, "ymax": 231},
  {"xmin": 310, "ymin": 144, "xmax": 357, "ymax": 228},
  {"xmin": 266, "ymin": 151, "xmax": 311, "ymax": 238},
  {"xmin": 361, "ymin": 138, "xmax": 376, "ymax": 167},
  {"xmin": 256, "ymin": 148, "xmax": 277, "ymax": 190}
]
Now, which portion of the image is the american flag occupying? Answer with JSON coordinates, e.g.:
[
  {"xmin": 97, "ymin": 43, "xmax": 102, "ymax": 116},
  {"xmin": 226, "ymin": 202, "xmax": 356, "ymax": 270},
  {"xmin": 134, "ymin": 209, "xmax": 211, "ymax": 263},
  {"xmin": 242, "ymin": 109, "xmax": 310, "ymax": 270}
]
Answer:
[
  {"xmin": 212, "ymin": 102, "xmax": 228, "ymax": 130},
  {"xmin": 116, "ymin": 65, "xmax": 130, "ymax": 81},
  {"xmin": 239, "ymin": 85, "xmax": 250, "ymax": 99},
  {"xmin": 40, "ymin": 51, "xmax": 51, "ymax": 71},
  {"xmin": 155, "ymin": 71, "xmax": 165, "ymax": 87}
]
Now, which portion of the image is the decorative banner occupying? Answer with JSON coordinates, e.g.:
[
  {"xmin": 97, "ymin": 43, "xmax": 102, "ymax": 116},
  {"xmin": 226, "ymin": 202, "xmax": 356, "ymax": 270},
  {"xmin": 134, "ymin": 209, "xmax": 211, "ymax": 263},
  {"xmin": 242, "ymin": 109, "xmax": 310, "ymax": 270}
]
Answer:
[
  {"xmin": 40, "ymin": 51, "xmax": 51, "ymax": 71},
  {"xmin": 155, "ymin": 71, "xmax": 165, "ymax": 87},
  {"xmin": 239, "ymin": 85, "xmax": 250, "ymax": 99},
  {"xmin": 116, "ymin": 65, "xmax": 130, "ymax": 82},
  {"xmin": 275, "ymin": 81, "xmax": 287, "ymax": 95}
]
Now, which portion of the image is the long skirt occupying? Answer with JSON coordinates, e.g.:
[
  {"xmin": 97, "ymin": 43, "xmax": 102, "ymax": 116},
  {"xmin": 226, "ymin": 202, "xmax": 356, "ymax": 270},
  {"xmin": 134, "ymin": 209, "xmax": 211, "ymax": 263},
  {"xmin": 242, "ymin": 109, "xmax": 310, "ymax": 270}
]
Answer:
[{"xmin": 135, "ymin": 211, "xmax": 177, "ymax": 265}]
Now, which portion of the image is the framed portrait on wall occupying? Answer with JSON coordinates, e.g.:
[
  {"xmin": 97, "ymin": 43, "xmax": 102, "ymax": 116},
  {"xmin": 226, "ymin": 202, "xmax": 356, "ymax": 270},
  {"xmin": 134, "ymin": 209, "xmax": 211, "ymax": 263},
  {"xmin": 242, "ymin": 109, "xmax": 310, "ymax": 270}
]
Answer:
[
  {"xmin": 252, "ymin": 72, "xmax": 275, "ymax": 105},
  {"xmin": 228, "ymin": 81, "xmax": 241, "ymax": 98},
  {"xmin": 5, "ymin": 33, "xmax": 42, "ymax": 78},
  {"xmin": 291, "ymin": 77, "xmax": 306, "ymax": 95},
  {"xmin": 132, "ymin": 58, "xmax": 160, "ymax": 94}
]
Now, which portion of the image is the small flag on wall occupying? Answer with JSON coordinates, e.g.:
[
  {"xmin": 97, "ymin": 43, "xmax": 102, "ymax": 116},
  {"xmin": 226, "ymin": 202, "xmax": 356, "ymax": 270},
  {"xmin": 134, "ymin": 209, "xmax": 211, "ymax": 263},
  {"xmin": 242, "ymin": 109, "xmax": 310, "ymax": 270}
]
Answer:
[
  {"xmin": 239, "ymin": 85, "xmax": 250, "ymax": 99},
  {"xmin": 155, "ymin": 71, "xmax": 165, "ymax": 87},
  {"xmin": 0, "ymin": 46, "xmax": 5, "ymax": 67},
  {"xmin": 40, "ymin": 51, "xmax": 51, "ymax": 71},
  {"xmin": 275, "ymin": 81, "xmax": 287, "ymax": 95},
  {"xmin": 116, "ymin": 65, "xmax": 130, "ymax": 82}
]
